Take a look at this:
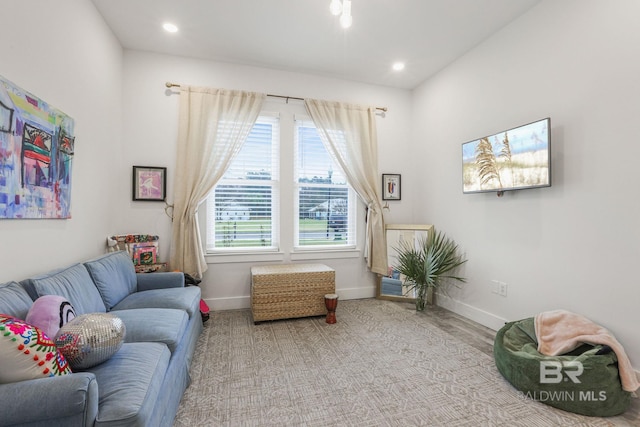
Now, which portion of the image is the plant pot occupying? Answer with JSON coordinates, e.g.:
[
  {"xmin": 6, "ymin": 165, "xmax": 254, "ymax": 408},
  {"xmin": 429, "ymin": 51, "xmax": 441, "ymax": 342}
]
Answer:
[
  {"xmin": 415, "ymin": 286, "xmax": 435, "ymax": 311},
  {"xmin": 426, "ymin": 286, "xmax": 435, "ymax": 306},
  {"xmin": 393, "ymin": 229, "xmax": 466, "ymax": 312}
]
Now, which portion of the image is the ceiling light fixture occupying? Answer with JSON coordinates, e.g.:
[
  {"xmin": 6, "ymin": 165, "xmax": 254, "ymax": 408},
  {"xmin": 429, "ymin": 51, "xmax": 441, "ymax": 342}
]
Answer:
[
  {"xmin": 162, "ymin": 22, "xmax": 178, "ymax": 33},
  {"xmin": 340, "ymin": 0, "xmax": 353, "ymax": 29},
  {"xmin": 392, "ymin": 62, "xmax": 406, "ymax": 71},
  {"xmin": 329, "ymin": 0, "xmax": 342, "ymax": 16},
  {"xmin": 330, "ymin": 0, "xmax": 352, "ymax": 29}
]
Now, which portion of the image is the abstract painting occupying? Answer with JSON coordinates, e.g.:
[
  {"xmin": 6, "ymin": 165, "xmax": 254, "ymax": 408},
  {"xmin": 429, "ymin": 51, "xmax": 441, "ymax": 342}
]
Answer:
[{"xmin": 0, "ymin": 75, "xmax": 75, "ymax": 218}]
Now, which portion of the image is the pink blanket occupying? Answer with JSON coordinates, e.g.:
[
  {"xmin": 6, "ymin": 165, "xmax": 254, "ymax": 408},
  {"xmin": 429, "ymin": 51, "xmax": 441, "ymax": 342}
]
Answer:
[{"xmin": 534, "ymin": 309, "xmax": 639, "ymax": 392}]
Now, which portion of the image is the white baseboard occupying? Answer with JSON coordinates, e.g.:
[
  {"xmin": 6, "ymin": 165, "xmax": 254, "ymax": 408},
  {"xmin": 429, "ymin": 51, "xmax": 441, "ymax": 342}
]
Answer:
[
  {"xmin": 435, "ymin": 293, "xmax": 508, "ymax": 332},
  {"xmin": 204, "ymin": 286, "xmax": 376, "ymax": 312},
  {"xmin": 337, "ymin": 285, "xmax": 376, "ymax": 300},
  {"xmin": 204, "ymin": 296, "xmax": 250, "ymax": 312}
]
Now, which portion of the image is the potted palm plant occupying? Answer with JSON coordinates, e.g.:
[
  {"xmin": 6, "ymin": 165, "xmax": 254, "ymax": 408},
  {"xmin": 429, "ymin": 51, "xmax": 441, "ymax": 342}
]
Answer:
[{"xmin": 393, "ymin": 230, "xmax": 467, "ymax": 311}]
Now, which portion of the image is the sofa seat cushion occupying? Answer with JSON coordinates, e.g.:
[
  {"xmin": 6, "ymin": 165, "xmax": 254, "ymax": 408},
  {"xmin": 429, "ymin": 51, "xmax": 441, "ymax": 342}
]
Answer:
[
  {"xmin": 88, "ymin": 342, "xmax": 170, "ymax": 427},
  {"xmin": 112, "ymin": 308, "xmax": 188, "ymax": 353},
  {"xmin": 84, "ymin": 251, "xmax": 138, "ymax": 311},
  {"xmin": 23, "ymin": 263, "xmax": 106, "ymax": 315},
  {"xmin": 112, "ymin": 286, "xmax": 200, "ymax": 319}
]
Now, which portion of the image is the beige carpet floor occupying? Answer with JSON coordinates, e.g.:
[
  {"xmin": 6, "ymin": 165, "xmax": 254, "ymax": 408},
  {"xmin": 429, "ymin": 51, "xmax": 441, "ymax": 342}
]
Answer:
[{"xmin": 174, "ymin": 299, "xmax": 637, "ymax": 426}]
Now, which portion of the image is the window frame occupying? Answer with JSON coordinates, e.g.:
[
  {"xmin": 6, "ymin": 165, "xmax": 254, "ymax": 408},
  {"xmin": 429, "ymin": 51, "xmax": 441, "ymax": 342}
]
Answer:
[
  {"xmin": 204, "ymin": 113, "xmax": 280, "ymax": 254},
  {"xmin": 201, "ymin": 102, "xmax": 362, "ymax": 264},
  {"xmin": 293, "ymin": 116, "xmax": 357, "ymax": 250}
]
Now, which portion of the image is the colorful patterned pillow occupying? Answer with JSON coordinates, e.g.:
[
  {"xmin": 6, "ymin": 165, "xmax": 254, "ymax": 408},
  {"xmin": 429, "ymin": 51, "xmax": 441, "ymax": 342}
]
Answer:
[
  {"xmin": 0, "ymin": 314, "xmax": 72, "ymax": 384},
  {"xmin": 25, "ymin": 295, "xmax": 77, "ymax": 340}
]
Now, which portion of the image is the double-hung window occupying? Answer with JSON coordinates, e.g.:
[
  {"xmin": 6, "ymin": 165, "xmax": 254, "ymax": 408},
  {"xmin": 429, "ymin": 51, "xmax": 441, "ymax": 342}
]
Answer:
[
  {"xmin": 205, "ymin": 115, "xmax": 279, "ymax": 251},
  {"xmin": 205, "ymin": 111, "xmax": 357, "ymax": 255},
  {"xmin": 294, "ymin": 118, "xmax": 355, "ymax": 248}
]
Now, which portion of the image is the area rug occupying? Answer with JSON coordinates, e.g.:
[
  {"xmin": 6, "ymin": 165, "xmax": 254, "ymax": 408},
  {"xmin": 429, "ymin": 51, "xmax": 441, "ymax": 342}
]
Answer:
[{"xmin": 174, "ymin": 299, "xmax": 627, "ymax": 426}]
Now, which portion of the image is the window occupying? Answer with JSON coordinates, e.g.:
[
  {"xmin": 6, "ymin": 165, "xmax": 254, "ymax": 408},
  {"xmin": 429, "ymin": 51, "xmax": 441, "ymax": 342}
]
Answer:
[
  {"xmin": 205, "ymin": 115, "xmax": 279, "ymax": 251},
  {"xmin": 204, "ymin": 110, "xmax": 358, "ymax": 256},
  {"xmin": 295, "ymin": 118, "xmax": 355, "ymax": 248}
]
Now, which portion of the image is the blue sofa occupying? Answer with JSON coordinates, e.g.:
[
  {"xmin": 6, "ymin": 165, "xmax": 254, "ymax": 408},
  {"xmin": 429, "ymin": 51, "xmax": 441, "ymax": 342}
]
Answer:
[{"xmin": 0, "ymin": 251, "xmax": 203, "ymax": 427}]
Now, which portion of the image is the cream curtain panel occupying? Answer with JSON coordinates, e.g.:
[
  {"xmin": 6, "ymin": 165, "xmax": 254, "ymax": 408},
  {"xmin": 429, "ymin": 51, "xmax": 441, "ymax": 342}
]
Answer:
[
  {"xmin": 304, "ymin": 99, "xmax": 387, "ymax": 275},
  {"xmin": 170, "ymin": 86, "xmax": 265, "ymax": 277}
]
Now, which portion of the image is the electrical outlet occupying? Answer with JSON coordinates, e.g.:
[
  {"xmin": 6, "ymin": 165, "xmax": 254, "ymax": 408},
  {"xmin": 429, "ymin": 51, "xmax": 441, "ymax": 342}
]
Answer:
[
  {"xmin": 499, "ymin": 282, "xmax": 508, "ymax": 297},
  {"xmin": 491, "ymin": 280, "xmax": 508, "ymax": 297},
  {"xmin": 491, "ymin": 280, "xmax": 501, "ymax": 294}
]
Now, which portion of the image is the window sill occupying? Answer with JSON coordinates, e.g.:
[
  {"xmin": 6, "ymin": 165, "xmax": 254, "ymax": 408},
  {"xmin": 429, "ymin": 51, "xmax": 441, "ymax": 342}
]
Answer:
[
  {"xmin": 205, "ymin": 251, "xmax": 285, "ymax": 264},
  {"xmin": 204, "ymin": 248, "xmax": 361, "ymax": 264},
  {"xmin": 290, "ymin": 248, "xmax": 361, "ymax": 261}
]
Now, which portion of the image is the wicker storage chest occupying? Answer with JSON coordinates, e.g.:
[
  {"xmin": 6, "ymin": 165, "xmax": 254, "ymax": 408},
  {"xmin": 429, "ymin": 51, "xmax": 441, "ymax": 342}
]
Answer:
[{"xmin": 250, "ymin": 263, "xmax": 335, "ymax": 323}]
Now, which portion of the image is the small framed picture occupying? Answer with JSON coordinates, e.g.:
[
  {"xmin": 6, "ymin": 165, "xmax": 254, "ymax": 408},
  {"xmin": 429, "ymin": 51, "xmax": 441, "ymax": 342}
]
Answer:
[
  {"xmin": 132, "ymin": 166, "xmax": 166, "ymax": 201},
  {"xmin": 382, "ymin": 174, "xmax": 401, "ymax": 201}
]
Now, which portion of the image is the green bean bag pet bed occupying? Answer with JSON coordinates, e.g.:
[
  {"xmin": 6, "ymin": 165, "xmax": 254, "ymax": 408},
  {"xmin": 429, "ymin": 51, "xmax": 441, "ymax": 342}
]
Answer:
[{"xmin": 494, "ymin": 317, "xmax": 631, "ymax": 416}]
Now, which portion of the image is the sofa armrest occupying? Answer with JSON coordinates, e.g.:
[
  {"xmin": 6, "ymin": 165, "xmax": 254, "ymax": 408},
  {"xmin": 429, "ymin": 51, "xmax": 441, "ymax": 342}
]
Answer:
[
  {"xmin": 136, "ymin": 271, "xmax": 185, "ymax": 291},
  {"xmin": 0, "ymin": 373, "xmax": 98, "ymax": 427}
]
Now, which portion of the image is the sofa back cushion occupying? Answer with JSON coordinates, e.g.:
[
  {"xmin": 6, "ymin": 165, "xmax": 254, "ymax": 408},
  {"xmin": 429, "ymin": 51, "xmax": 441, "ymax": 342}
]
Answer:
[
  {"xmin": 0, "ymin": 281, "xmax": 34, "ymax": 320},
  {"xmin": 24, "ymin": 264, "xmax": 106, "ymax": 315},
  {"xmin": 84, "ymin": 251, "xmax": 137, "ymax": 310}
]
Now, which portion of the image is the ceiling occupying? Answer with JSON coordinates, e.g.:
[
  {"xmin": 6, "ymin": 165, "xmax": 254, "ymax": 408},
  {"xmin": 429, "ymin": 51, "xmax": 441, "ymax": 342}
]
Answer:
[{"xmin": 91, "ymin": 0, "xmax": 540, "ymax": 90}]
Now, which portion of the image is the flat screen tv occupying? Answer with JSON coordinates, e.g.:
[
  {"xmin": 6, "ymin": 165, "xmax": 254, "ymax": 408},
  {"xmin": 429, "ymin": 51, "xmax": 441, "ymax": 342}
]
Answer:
[{"xmin": 462, "ymin": 118, "xmax": 551, "ymax": 195}]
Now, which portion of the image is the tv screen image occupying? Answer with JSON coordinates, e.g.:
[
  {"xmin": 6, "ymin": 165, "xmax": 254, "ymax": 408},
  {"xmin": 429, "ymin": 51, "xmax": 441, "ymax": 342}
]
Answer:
[{"xmin": 462, "ymin": 118, "xmax": 551, "ymax": 194}]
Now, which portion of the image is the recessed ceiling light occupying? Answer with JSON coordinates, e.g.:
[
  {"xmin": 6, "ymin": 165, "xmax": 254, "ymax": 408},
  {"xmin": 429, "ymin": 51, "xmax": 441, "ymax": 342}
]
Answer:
[
  {"xmin": 392, "ymin": 62, "xmax": 405, "ymax": 72},
  {"xmin": 162, "ymin": 22, "xmax": 179, "ymax": 33}
]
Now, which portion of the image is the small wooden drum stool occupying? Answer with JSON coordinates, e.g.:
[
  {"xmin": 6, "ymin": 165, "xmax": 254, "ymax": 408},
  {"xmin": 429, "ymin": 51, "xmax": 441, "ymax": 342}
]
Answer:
[{"xmin": 324, "ymin": 293, "xmax": 339, "ymax": 324}]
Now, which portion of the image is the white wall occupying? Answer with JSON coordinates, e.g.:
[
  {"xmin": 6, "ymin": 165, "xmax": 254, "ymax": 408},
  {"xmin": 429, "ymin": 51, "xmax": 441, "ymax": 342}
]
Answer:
[
  {"xmin": 0, "ymin": 0, "xmax": 123, "ymax": 281},
  {"xmin": 120, "ymin": 51, "xmax": 414, "ymax": 309},
  {"xmin": 412, "ymin": 0, "xmax": 640, "ymax": 367}
]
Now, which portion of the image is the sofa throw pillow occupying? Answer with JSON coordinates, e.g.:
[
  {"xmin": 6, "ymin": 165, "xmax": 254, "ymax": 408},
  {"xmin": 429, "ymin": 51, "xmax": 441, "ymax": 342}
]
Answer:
[
  {"xmin": 0, "ymin": 314, "xmax": 72, "ymax": 384},
  {"xmin": 55, "ymin": 313, "xmax": 126, "ymax": 370},
  {"xmin": 26, "ymin": 295, "xmax": 77, "ymax": 340}
]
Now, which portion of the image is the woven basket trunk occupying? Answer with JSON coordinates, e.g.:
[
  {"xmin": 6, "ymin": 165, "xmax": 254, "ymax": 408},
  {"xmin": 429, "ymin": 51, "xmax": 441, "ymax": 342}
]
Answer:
[{"xmin": 250, "ymin": 264, "xmax": 336, "ymax": 323}]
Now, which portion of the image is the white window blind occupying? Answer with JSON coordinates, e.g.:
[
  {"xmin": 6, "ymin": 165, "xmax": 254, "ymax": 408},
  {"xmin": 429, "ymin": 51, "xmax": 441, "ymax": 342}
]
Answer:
[
  {"xmin": 295, "ymin": 118, "xmax": 355, "ymax": 247},
  {"xmin": 206, "ymin": 115, "xmax": 279, "ymax": 251}
]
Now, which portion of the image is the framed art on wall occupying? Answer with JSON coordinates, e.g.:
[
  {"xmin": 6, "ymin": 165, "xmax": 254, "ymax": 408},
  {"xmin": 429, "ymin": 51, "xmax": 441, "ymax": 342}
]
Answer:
[
  {"xmin": 382, "ymin": 174, "xmax": 401, "ymax": 201},
  {"xmin": 132, "ymin": 166, "xmax": 166, "ymax": 201},
  {"xmin": 0, "ymin": 74, "xmax": 76, "ymax": 219}
]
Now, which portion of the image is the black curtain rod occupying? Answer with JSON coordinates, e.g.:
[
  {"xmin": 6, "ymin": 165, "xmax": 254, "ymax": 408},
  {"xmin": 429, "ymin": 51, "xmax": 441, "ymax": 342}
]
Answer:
[{"xmin": 165, "ymin": 82, "xmax": 388, "ymax": 112}]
